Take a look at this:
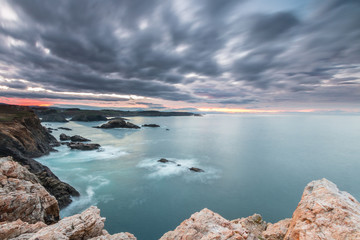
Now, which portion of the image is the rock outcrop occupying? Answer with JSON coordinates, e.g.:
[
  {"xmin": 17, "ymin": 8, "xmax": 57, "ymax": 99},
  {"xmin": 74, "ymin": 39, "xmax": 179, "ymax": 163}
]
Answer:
[
  {"xmin": 70, "ymin": 135, "xmax": 90, "ymax": 142},
  {"xmin": 95, "ymin": 119, "xmax": 140, "ymax": 129},
  {"xmin": 67, "ymin": 142, "xmax": 101, "ymax": 151},
  {"xmin": 142, "ymin": 124, "xmax": 160, "ymax": 127},
  {"xmin": 0, "ymin": 105, "xmax": 79, "ymax": 209},
  {"xmin": 161, "ymin": 179, "xmax": 360, "ymax": 240},
  {"xmin": 59, "ymin": 133, "xmax": 71, "ymax": 141},
  {"xmin": 283, "ymin": 178, "xmax": 360, "ymax": 240},
  {"xmin": 71, "ymin": 114, "xmax": 108, "ymax": 121},
  {"xmin": 0, "ymin": 157, "xmax": 59, "ymax": 224}
]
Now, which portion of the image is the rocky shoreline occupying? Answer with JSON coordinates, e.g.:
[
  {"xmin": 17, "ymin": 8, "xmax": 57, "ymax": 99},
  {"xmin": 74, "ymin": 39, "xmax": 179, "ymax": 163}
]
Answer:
[
  {"xmin": 1, "ymin": 156, "xmax": 360, "ymax": 239},
  {"xmin": 1, "ymin": 104, "xmax": 360, "ymax": 239},
  {"xmin": 0, "ymin": 104, "xmax": 79, "ymax": 208}
]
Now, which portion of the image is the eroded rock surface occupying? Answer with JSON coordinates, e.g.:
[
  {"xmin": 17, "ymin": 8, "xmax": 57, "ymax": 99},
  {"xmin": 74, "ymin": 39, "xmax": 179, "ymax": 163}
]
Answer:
[
  {"xmin": 283, "ymin": 178, "xmax": 360, "ymax": 240},
  {"xmin": 0, "ymin": 157, "xmax": 59, "ymax": 224},
  {"xmin": 263, "ymin": 218, "xmax": 291, "ymax": 240},
  {"xmin": 160, "ymin": 208, "xmax": 249, "ymax": 240}
]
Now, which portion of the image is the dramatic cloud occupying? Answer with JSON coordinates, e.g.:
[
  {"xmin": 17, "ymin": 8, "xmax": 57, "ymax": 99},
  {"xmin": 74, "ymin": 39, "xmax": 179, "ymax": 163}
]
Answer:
[{"xmin": 0, "ymin": 0, "xmax": 359, "ymax": 110}]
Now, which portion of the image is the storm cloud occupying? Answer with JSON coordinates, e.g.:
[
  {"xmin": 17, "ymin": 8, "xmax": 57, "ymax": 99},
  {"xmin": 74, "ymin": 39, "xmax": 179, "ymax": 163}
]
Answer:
[{"xmin": 0, "ymin": 0, "xmax": 359, "ymax": 109}]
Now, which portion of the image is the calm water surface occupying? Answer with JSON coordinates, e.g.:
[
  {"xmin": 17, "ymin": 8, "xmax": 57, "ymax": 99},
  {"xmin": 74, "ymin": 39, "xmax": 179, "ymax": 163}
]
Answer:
[{"xmin": 36, "ymin": 114, "xmax": 360, "ymax": 240}]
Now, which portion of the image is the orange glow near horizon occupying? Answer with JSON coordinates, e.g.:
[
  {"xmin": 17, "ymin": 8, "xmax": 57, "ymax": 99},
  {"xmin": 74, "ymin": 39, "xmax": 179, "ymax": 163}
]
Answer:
[
  {"xmin": 0, "ymin": 97, "xmax": 53, "ymax": 107},
  {"xmin": 198, "ymin": 108, "xmax": 282, "ymax": 113}
]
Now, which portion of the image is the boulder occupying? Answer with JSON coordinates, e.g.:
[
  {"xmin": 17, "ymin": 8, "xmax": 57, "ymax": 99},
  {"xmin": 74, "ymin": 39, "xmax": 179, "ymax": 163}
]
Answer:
[
  {"xmin": 0, "ymin": 157, "xmax": 59, "ymax": 224},
  {"xmin": 157, "ymin": 158, "xmax": 174, "ymax": 163},
  {"xmin": 70, "ymin": 135, "xmax": 90, "ymax": 142},
  {"xmin": 67, "ymin": 142, "xmax": 101, "ymax": 151},
  {"xmin": 142, "ymin": 124, "xmax": 160, "ymax": 127},
  {"xmin": 283, "ymin": 178, "xmax": 360, "ymax": 240},
  {"xmin": 160, "ymin": 208, "xmax": 249, "ymax": 240},
  {"xmin": 95, "ymin": 119, "xmax": 140, "ymax": 129},
  {"xmin": 59, "ymin": 133, "xmax": 71, "ymax": 141}
]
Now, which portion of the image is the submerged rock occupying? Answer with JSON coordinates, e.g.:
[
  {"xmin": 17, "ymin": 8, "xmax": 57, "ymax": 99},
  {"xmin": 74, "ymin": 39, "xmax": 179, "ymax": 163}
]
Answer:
[
  {"xmin": 70, "ymin": 135, "xmax": 90, "ymax": 142},
  {"xmin": 95, "ymin": 119, "xmax": 140, "ymax": 129},
  {"xmin": 189, "ymin": 167, "xmax": 204, "ymax": 172},
  {"xmin": 0, "ymin": 157, "xmax": 59, "ymax": 224},
  {"xmin": 158, "ymin": 158, "xmax": 175, "ymax": 163},
  {"xmin": 142, "ymin": 124, "xmax": 160, "ymax": 127},
  {"xmin": 58, "ymin": 127, "xmax": 72, "ymax": 131},
  {"xmin": 67, "ymin": 142, "xmax": 101, "ymax": 151},
  {"xmin": 59, "ymin": 133, "xmax": 71, "ymax": 141}
]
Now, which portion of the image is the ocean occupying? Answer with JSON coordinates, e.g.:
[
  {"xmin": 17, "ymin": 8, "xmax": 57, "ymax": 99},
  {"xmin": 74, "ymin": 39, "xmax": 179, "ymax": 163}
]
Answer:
[{"xmin": 36, "ymin": 114, "xmax": 360, "ymax": 240}]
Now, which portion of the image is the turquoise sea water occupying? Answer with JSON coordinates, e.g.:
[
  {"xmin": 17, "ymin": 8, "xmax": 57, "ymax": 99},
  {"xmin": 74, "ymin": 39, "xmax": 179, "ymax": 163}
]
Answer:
[{"xmin": 36, "ymin": 114, "xmax": 360, "ymax": 240}]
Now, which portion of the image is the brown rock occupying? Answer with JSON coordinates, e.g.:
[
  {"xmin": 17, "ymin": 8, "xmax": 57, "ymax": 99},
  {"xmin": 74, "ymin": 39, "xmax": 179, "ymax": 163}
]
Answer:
[
  {"xmin": 262, "ymin": 218, "xmax": 291, "ymax": 240},
  {"xmin": 0, "ymin": 157, "xmax": 60, "ymax": 224},
  {"xmin": 0, "ymin": 219, "xmax": 46, "ymax": 240},
  {"xmin": 231, "ymin": 214, "xmax": 267, "ymax": 239},
  {"xmin": 160, "ymin": 208, "xmax": 249, "ymax": 240},
  {"xmin": 284, "ymin": 178, "xmax": 360, "ymax": 240},
  {"xmin": 67, "ymin": 142, "xmax": 101, "ymax": 150}
]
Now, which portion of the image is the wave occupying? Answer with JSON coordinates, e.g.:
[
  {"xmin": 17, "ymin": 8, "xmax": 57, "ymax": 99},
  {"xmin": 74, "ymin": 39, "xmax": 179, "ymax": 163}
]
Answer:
[{"xmin": 136, "ymin": 157, "xmax": 220, "ymax": 182}]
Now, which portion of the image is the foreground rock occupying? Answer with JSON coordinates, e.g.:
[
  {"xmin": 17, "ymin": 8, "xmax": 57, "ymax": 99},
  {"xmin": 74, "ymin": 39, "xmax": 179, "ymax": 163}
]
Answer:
[
  {"xmin": 142, "ymin": 124, "xmax": 160, "ymax": 127},
  {"xmin": 41, "ymin": 114, "xmax": 68, "ymax": 122},
  {"xmin": 161, "ymin": 178, "xmax": 360, "ymax": 240},
  {"xmin": 1, "ymin": 207, "xmax": 136, "ymax": 240},
  {"xmin": 71, "ymin": 114, "xmax": 107, "ymax": 121},
  {"xmin": 283, "ymin": 178, "xmax": 360, "ymax": 240},
  {"xmin": 67, "ymin": 142, "xmax": 101, "ymax": 151},
  {"xmin": 160, "ymin": 208, "xmax": 250, "ymax": 240},
  {"xmin": 0, "ymin": 157, "xmax": 59, "ymax": 224},
  {"xmin": 95, "ymin": 119, "xmax": 140, "ymax": 129}
]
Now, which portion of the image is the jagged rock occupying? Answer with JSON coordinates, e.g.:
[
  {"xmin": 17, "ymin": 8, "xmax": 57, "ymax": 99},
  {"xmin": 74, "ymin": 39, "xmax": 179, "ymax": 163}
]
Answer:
[
  {"xmin": 284, "ymin": 178, "xmax": 360, "ymax": 240},
  {"xmin": 71, "ymin": 114, "xmax": 108, "ymax": 121},
  {"xmin": 95, "ymin": 119, "xmax": 140, "ymax": 129},
  {"xmin": 0, "ymin": 219, "xmax": 46, "ymax": 240},
  {"xmin": 70, "ymin": 135, "xmax": 90, "ymax": 142},
  {"xmin": 263, "ymin": 218, "xmax": 291, "ymax": 240},
  {"xmin": 41, "ymin": 114, "xmax": 68, "ymax": 122},
  {"xmin": 58, "ymin": 127, "xmax": 72, "ymax": 131},
  {"xmin": 89, "ymin": 231, "xmax": 137, "ymax": 240},
  {"xmin": 59, "ymin": 133, "xmax": 71, "ymax": 141},
  {"xmin": 189, "ymin": 167, "xmax": 204, "ymax": 172},
  {"xmin": 160, "ymin": 208, "xmax": 249, "ymax": 240},
  {"xmin": 67, "ymin": 142, "xmax": 101, "ymax": 151},
  {"xmin": 27, "ymin": 206, "xmax": 136, "ymax": 240},
  {"xmin": 0, "ymin": 105, "xmax": 79, "ymax": 209},
  {"xmin": 231, "ymin": 214, "xmax": 267, "ymax": 239},
  {"xmin": 142, "ymin": 124, "xmax": 160, "ymax": 127},
  {"xmin": 36, "ymin": 171, "xmax": 80, "ymax": 209},
  {"xmin": 0, "ymin": 157, "xmax": 59, "ymax": 224}
]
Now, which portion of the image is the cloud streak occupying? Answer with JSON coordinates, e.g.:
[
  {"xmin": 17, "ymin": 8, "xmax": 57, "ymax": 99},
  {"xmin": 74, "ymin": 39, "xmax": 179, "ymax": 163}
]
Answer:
[{"xmin": 0, "ymin": 0, "xmax": 359, "ymax": 110}]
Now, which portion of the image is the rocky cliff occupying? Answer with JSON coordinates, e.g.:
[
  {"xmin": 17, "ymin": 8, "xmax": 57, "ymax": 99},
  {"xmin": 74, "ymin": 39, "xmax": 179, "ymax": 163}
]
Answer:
[
  {"xmin": 161, "ymin": 178, "xmax": 360, "ymax": 240},
  {"xmin": 0, "ymin": 104, "xmax": 79, "ymax": 208},
  {"xmin": 0, "ymin": 157, "xmax": 135, "ymax": 240}
]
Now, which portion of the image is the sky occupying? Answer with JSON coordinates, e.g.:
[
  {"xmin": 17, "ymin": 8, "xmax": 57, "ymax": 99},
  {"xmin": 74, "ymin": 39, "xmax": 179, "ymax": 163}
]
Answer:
[{"xmin": 0, "ymin": 0, "xmax": 359, "ymax": 113}]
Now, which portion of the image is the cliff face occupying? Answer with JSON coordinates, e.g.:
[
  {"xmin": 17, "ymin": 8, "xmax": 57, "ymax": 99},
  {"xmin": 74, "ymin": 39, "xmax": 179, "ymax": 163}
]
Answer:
[
  {"xmin": 0, "ymin": 105, "xmax": 79, "ymax": 208},
  {"xmin": 0, "ymin": 157, "xmax": 136, "ymax": 240}
]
